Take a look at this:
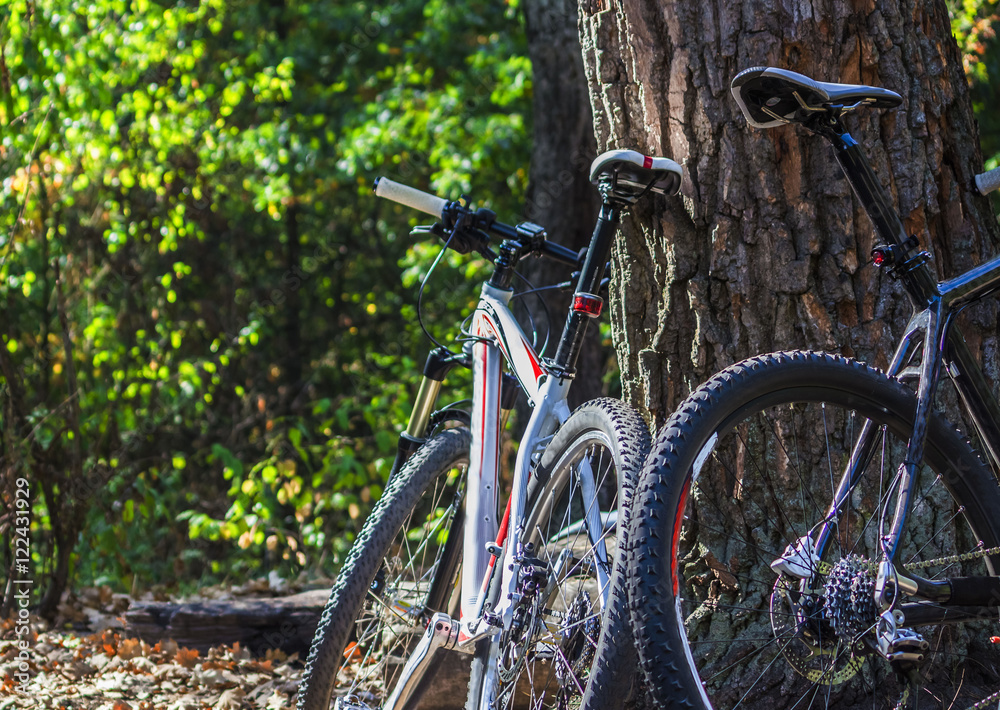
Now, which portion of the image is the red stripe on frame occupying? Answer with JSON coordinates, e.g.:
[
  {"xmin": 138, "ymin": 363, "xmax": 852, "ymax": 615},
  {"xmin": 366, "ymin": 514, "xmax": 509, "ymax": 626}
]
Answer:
[
  {"xmin": 520, "ymin": 336, "xmax": 546, "ymax": 382},
  {"xmin": 482, "ymin": 496, "xmax": 513, "ymax": 592}
]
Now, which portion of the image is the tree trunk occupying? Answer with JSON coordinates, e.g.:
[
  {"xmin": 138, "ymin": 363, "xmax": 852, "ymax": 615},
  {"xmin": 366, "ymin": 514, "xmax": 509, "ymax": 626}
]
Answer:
[
  {"xmin": 579, "ymin": 0, "xmax": 1000, "ymax": 428},
  {"xmin": 579, "ymin": 5, "xmax": 1000, "ymax": 709},
  {"xmin": 522, "ymin": 0, "xmax": 605, "ymax": 410}
]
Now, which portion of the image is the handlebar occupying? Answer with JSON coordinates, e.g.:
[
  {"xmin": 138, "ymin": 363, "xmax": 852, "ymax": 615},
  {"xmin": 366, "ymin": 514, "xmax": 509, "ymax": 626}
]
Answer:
[
  {"xmin": 374, "ymin": 177, "xmax": 449, "ymax": 217},
  {"xmin": 373, "ymin": 176, "xmax": 581, "ymax": 267},
  {"xmin": 975, "ymin": 166, "xmax": 1000, "ymax": 196}
]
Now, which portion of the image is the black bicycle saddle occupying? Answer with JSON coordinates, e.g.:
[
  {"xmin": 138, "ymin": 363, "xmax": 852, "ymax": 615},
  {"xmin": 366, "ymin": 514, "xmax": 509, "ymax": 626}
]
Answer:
[
  {"xmin": 731, "ymin": 66, "xmax": 902, "ymax": 129},
  {"xmin": 589, "ymin": 149, "xmax": 682, "ymax": 204}
]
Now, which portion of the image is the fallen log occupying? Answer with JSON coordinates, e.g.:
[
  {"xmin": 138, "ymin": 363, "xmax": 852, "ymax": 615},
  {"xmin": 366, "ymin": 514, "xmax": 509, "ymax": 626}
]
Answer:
[
  {"xmin": 124, "ymin": 589, "xmax": 471, "ymax": 709},
  {"xmin": 125, "ymin": 589, "xmax": 328, "ymax": 656}
]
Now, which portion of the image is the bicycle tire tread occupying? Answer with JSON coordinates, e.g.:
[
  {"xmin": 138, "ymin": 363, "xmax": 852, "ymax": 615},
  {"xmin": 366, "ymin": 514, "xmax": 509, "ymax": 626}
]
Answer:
[
  {"xmin": 297, "ymin": 427, "xmax": 472, "ymax": 710},
  {"xmin": 627, "ymin": 351, "xmax": 1000, "ymax": 710},
  {"xmin": 467, "ymin": 398, "xmax": 651, "ymax": 710},
  {"xmin": 576, "ymin": 399, "xmax": 653, "ymax": 710}
]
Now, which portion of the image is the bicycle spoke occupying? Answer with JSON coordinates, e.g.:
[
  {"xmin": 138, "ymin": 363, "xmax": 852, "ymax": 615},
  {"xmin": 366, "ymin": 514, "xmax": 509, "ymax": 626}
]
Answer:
[
  {"xmin": 650, "ymin": 375, "xmax": 1000, "ymax": 710},
  {"xmin": 484, "ymin": 402, "xmax": 648, "ymax": 710}
]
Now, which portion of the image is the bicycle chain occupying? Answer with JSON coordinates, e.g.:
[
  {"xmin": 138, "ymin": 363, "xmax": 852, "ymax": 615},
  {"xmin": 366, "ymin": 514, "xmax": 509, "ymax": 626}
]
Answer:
[
  {"xmin": 894, "ymin": 683, "xmax": 1000, "ymax": 710},
  {"xmin": 895, "ymin": 546, "xmax": 1000, "ymax": 710},
  {"xmin": 968, "ymin": 688, "xmax": 1000, "ymax": 710},
  {"xmin": 905, "ymin": 545, "xmax": 1000, "ymax": 571}
]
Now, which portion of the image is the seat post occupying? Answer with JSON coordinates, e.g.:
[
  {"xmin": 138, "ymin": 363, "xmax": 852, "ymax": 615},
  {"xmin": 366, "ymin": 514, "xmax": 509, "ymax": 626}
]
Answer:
[
  {"xmin": 816, "ymin": 119, "xmax": 940, "ymax": 309},
  {"xmin": 550, "ymin": 201, "xmax": 621, "ymax": 376}
]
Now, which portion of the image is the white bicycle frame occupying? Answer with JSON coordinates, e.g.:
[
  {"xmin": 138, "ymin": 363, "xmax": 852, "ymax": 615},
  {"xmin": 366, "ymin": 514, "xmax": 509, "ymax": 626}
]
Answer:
[
  {"xmin": 457, "ymin": 282, "xmax": 611, "ymax": 646},
  {"xmin": 364, "ymin": 166, "xmax": 676, "ymax": 710},
  {"xmin": 457, "ymin": 281, "xmax": 617, "ymax": 710},
  {"xmin": 379, "ymin": 281, "xmax": 616, "ymax": 710}
]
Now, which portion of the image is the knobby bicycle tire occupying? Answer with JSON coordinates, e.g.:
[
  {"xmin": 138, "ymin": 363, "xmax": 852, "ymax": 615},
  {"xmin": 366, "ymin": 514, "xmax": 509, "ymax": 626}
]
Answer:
[
  {"xmin": 627, "ymin": 352, "xmax": 1000, "ymax": 710},
  {"xmin": 297, "ymin": 427, "xmax": 471, "ymax": 710},
  {"xmin": 466, "ymin": 398, "xmax": 651, "ymax": 710}
]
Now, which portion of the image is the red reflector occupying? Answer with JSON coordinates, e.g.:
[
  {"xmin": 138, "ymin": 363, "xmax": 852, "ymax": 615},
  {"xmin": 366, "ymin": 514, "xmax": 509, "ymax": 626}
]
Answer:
[
  {"xmin": 573, "ymin": 293, "xmax": 603, "ymax": 317},
  {"xmin": 992, "ymin": 636, "xmax": 1000, "ymax": 643},
  {"xmin": 643, "ymin": 156, "xmax": 653, "ymax": 169},
  {"xmin": 872, "ymin": 251, "xmax": 885, "ymax": 266}
]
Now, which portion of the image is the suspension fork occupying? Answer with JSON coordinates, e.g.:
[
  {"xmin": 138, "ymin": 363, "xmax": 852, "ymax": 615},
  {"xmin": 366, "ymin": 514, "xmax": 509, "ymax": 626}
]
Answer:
[{"xmin": 386, "ymin": 347, "xmax": 466, "ymax": 485}]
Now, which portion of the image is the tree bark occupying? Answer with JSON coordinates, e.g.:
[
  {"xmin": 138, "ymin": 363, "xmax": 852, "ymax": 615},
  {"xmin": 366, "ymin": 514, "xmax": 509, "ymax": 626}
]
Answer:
[
  {"xmin": 579, "ymin": 0, "xmax": 1000, "ymax": 428},
  {"xmin": 522, "ymin": 0, "xmax": 605, "ymax": 410}
]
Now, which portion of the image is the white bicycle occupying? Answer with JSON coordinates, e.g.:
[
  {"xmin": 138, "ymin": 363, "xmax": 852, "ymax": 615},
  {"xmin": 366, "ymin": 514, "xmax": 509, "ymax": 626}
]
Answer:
[{"xmin": 297, "ymin": 148, "xmax": 682, "ymax": 710}]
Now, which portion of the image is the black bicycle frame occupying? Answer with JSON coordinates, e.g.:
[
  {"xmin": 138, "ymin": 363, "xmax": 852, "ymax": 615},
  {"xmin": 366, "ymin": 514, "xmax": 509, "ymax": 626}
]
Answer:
[
  {"xmin": 551, "ymin": 202, "xmax": 620, "ymax": 375},
  {"xmin": 810, "ymin": 116, "xmax": 1000, "ymax": 615}
]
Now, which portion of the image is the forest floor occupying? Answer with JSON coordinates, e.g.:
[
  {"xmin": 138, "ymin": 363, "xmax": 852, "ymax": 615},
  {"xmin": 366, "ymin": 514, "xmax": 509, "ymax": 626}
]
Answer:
[{"xmin": 0, "ymin": 583, "xmax": 307, "ymax": 710}]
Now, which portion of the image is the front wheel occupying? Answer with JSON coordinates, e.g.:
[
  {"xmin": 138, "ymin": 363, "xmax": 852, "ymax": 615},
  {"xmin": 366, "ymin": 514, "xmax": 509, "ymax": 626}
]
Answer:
[
  {"xmin": 629, "ymin": 352, "xmax": 1000, "ymax": 710},
  {"xmin": 467, "ymin": 398, "xmax": 651, "ymax": 710},
  {"xmin": 298, "ymin": 427, "xmax": 470, "ymax": 710}
]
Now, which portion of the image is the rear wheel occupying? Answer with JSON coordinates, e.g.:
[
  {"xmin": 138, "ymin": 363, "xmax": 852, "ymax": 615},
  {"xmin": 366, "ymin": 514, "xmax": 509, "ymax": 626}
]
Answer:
[
  {"xmin": 467, "ymin": 399, "xmax": 650, "ymax": 710},
  {"xmin": 298, "ymin": 427, "xmax": 470, "ymax": 710},
  {"xmin": 629, "ymin": 352, "xmax": 1000, "ymax": 710}
]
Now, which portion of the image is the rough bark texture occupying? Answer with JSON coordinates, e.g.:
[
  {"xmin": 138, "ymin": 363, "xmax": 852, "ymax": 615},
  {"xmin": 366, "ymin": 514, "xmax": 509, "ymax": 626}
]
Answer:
[
  {"xmin": 579, "ymin": 0, "xmax": 1000, "ymax": 428},
  {"xmin": 522, "ymin": 0, "xmax": 605, "ymax": 409}
]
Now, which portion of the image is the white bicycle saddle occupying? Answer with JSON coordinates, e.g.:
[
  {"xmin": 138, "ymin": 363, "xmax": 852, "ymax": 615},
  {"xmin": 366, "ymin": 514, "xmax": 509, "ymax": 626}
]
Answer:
[{"xmin": 589, "ymin": 149, "xmax": 683, "ymax": 203}]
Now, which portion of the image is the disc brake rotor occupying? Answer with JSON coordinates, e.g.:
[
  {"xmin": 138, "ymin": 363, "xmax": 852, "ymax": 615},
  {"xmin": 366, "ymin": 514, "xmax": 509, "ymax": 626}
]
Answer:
[
  {"xmin": 770, "ymin": 560, "xmax": 866, "ymax": 685},
  {"xmin": 554, "ymin": 587, "xmax": 599, "ymax": 707}
]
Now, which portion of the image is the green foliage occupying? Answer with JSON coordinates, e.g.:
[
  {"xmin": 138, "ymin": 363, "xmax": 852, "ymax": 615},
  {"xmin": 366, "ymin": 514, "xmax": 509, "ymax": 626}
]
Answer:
[
  {"xmin": 2, "ymin": 0, "xmax": 998, "ymax": 602},
  {"xmin": 949, "ymin": 0, "xmax": 1000, "ymax": 167},
  {"xmin": 0, "ymin": 0, "xmax": 531, "ymax": 597}
]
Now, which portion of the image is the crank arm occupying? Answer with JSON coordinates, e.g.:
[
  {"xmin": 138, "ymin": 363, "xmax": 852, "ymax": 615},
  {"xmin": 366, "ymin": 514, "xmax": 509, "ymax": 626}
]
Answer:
[{"xmin": 382, "ymin": 612, "xmax": 468, "ymax": 710}]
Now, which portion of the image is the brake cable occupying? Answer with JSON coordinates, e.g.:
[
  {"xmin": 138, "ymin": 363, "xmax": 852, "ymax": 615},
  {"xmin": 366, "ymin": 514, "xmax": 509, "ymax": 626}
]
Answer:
[
  {"xmin": 512, "ymin": 270, "xmax": 553, "ymax": 358},
  {"xmin": 416, "ymin": 226, "xmax": 462, "ymax": 352}
]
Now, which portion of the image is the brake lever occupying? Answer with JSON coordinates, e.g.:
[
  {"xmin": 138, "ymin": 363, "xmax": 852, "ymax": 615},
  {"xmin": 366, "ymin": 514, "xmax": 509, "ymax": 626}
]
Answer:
[
  {"xmin": 410, "ymin": 223, "xmax": 491, "ymax": 256},
  {"xmin": 410, "ymin": 223, "xmax": 447, "ymax": 239}
]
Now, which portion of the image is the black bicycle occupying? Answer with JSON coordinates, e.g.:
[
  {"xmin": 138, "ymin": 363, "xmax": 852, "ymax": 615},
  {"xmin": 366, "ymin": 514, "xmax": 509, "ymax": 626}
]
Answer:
[{"xmin": 622, "ymin": 67, "xmax": 1000, "ymax": 710}]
